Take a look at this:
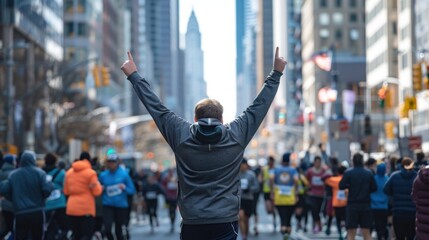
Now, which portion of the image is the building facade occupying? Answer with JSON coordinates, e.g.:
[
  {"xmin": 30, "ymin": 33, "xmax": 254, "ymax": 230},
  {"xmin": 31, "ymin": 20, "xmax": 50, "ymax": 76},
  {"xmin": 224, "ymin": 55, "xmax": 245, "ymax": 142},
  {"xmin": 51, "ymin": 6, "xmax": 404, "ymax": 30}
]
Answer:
[{"xmin": 184, "ymin": 11, "xmax": 207, "ymax": 122}]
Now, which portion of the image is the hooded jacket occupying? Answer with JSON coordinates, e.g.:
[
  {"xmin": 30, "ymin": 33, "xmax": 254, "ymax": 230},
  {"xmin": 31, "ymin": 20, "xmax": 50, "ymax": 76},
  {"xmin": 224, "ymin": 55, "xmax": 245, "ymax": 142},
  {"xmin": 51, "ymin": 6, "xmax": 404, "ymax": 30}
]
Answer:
[
  {"xmin": 412, "ymin": 167, "xmax": 429, "ymax": 239},
  {"xmin": 128, "ymin": 70, "xmax": 282, "ymax": 224},
  {"xmin": 64, "ymin": 159, "xmax": 102, "ymax": 216},
  {"xmin": 0, "ymin": 161, "xmax": 15, "ymax": 212},
  {"xmin": 371, "ymin": 163, "xmax": 389, "ymax": 209},
  {"xmin": 0, "ymin": 151, "xmax": 53, "ymax": 215},
  {"xmin": 384, "ymin": 168, "xmax": 417, "ymax": 219},
  {"xmin": 44, "ymin": 166, "xmax": 67, "ymax": 211}
]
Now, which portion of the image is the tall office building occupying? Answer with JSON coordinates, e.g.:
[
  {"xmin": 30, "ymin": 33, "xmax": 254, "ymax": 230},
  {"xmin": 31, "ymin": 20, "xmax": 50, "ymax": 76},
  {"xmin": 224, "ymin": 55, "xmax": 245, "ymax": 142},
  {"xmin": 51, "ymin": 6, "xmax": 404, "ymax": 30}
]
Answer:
[
  {"xmin": 236, "ymin": 0, "xmax": 258, "ymax": 115},
  {"xmin": 365, "ymin": 0, "xmax": 398, "ymax": 112},
  {"xmin": 130, "ymin": 0, "xmax": 180, "ymax": 116},
  {"xmin": 0, "ymin": 0, "xmax": 63, "ymax": 152},
  {"xmin": 184, "ymin": 10, "xmax": 207, "ymax": 122},
  {"xmin": 301, "ymin": 0, "xmax": 366, "ymax": 150},
  {"xmin": 411, "ymin": 0, "xmax": 429, "ymax": 151}
]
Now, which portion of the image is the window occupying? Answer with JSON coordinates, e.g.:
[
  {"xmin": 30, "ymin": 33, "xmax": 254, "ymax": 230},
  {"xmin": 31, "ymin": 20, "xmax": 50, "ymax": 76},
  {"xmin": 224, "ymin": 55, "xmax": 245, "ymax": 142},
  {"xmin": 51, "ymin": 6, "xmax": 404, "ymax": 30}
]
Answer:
[
  {"xmin": 77, "ymin": 23, "xmax": 86, "ymax": 36},
  {"xmin": 65, "ymin": 0, "xmax": 74, "ymax": 13},
  {"xmin": 350, "ymin": 29, "xmax": 359, "ymax": 40},
  {"xmin": 319, "ymin": 13, "xmax": 330, "ymax": 25},
  {"xmin": 336, "ymin": 0, "xmax": 342, "ymax": 7},
  {"xmin": 401, "ymin": 52, "xmax": 409, "ymax": 69},
  {"xmin": 350, "ymin": 0, "xmax": 357, "ymax": 7},
  {"xmin": 393, "ymin": 21, "xmax": 398, "ymax": 35},
  {"xmin": 320, "ymin": 0, "xmax": 327, "ymax": 7},
  {"xmin": 350, "ymin": 13, "xmax": 357, "ymax": 22},
  {"xmin": 65, "ymin": 22, "xmax": 74, "ymax": 36},
  {"xmin": 319, "ymin": 29, "xmax": 329, "ymax": 38},
  {"xmin": 332, "ymin": 13, "xmax": 343, "ymax": 24},
  {"xmin": 335, "ymin": 30, "xmax": 343, "ymax": 40}
]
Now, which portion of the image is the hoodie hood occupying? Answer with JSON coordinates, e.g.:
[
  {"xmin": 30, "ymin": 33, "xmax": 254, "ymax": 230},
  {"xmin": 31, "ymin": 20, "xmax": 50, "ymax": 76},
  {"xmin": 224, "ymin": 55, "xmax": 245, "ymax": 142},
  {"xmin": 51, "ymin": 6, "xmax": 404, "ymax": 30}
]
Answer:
[
  {"xmin": 72, "ymin": 159, "xmax": 91, "ymax": 172},
  {"xmin": 192, "ymin": 118, "xmax": 224, "ymax": 144},
  {"xmin": 418, "ymin": 167, "xmax": 429, "ymax": 184},
  {"xmin": 376, "ymin": 163, "xmax": 386, "ymax": 176},
  {"xmin": 20, "ymin": 151, "xmax": 36, "ymax": 167},
  {"xmin": 400, "ymin": 167, "xmax": 417, "ymax": 179}
]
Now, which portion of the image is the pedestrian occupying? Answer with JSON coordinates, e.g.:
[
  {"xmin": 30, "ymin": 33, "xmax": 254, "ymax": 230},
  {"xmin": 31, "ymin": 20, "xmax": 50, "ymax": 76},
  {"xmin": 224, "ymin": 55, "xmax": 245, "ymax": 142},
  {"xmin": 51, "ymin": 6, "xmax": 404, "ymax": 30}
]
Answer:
[
  {"xmin": 0, "ymin": 154, "xmax": 16, "ymax": 239},
  {"xmin": 370, "ymin": 162, "xmax": 389, "ymax": 240},
  {"xmin": 250, "ymin": 162, "xmax": 262, "ymax": 236},
  {"xmin": 261, "ymin": 156, "xmax": 277, "ymax": 232},
  {"xmin": 142, "ymin": 173, "xmax": 164, "ymax": 233},
  {"xmin": 270, "ymin": 152, "xmax": 298, "ymax": 239},
  {"xmin": 161, "ymin": 167, "xmax": 179, "ymax": 232},
  {"xmin": 305, "ymin": 155, "xmax": 326, "ymax": 233},
  {"xmin": 384, "ymin": 157, "xmax": 417, "ymax": 240},
  {"xmin": 43, "ymin": 153, "xmax": 69, "ymax": 239},
  {"xmin": 414, "ymin": 150, "xmax": 428, "ymax": 171},
  {"xmin": 412, "ymin": 165, "xmax": 429, "ymax": 240},
  {"xmin": 99, "ymin": 153, "xmax": 136, "ymax": 240},
  {"xmin": 120, "ymin": 46, "xmax": 286, "ymax": 240},
  {"xmin": 0, "ymin": 151, "xmax": 54, "ymax": 240},
  {"xmin": 325, "ymin": 164, "xmax": 348, "ymax": 240},
  {"xmin": 63, "ymin": 151, "xmax": 103, "ymax": 240},
  {"xmin": 339, "ymin": 152, "xmax": 377, "ymax": 240},
  {"xmin": 238, "ymin": 158, "xmax": 259, "ymax": 240},
  {"xmin": 294, "ymin": 160, "xmax": 309, "ymax": 233}
]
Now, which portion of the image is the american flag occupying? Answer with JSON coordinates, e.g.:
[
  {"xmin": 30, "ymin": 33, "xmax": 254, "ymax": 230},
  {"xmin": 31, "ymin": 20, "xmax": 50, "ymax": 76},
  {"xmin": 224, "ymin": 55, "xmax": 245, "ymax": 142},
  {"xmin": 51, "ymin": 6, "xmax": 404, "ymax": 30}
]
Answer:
[{"xmin": 311, "ymin": 51, "xmax": 332, "ymax": 72}]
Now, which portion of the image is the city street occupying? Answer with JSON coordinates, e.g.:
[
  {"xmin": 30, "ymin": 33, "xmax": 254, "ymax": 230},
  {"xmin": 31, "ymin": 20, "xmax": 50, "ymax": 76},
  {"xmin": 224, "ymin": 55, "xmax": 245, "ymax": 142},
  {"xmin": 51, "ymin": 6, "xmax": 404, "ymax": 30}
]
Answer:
[{"xmin": 129, "ymin": 196, "xmax": 367, "ymax": 240}]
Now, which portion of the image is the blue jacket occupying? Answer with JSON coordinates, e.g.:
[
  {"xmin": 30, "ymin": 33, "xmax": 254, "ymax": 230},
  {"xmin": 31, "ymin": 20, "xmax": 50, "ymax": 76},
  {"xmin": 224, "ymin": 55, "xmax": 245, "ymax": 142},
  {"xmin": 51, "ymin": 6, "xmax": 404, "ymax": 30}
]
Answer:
[
  {"xmin": 384, "ymin": 168, "xmax": 417, "ymax": 219},
  {"xmin": 0, "ymin": 151, "xmax": 53, "ymax": 215},
  {"xmin": 371, "ymin": 163, "xmax": 389, "ymax": 209},
  {"xmin": 99, "ymin": 167, "xmax": 135, "ymax": 208},
  {"xmin": 44, "ymin": 167, "xmax": 66, "ymax": 211}
]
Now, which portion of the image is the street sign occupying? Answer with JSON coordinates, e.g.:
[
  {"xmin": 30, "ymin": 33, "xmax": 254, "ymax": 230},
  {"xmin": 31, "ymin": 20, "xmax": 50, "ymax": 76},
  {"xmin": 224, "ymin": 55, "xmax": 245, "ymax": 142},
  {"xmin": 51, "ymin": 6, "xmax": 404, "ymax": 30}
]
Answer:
[{"xmin": 408, "ymin": 136, "xmax": 422, "ymax": 150}]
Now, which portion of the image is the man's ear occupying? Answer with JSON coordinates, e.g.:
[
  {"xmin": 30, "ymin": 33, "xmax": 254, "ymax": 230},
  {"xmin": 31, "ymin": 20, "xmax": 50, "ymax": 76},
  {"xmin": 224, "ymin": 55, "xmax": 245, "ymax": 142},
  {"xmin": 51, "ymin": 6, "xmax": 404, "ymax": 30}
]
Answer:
[
  {"xmin": 194, "ymin": 116, "xmax": 198, "ymax": 122},
  {"xmin": 221, "ymin": 116, "xmax": 223, "ymax": 124}
]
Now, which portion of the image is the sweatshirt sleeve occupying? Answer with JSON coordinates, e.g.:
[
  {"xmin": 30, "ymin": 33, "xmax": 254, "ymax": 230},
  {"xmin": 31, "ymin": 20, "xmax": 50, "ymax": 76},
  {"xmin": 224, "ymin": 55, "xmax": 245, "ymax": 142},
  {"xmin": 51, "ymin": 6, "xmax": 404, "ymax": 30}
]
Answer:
[
  {"xmin": 89, "ymin": 173, "xmax": 103, "ymax": 197},
  {"xmin": 229, "ymin": 70, "xmax": 282, "ymax": 147},
  {"xmin": 127, "ymin": 72, "xmax": 190, "ymax": 150},
  {"xmin": 124, "ymin": 174, "xmax": 136, "ymax": 195}
]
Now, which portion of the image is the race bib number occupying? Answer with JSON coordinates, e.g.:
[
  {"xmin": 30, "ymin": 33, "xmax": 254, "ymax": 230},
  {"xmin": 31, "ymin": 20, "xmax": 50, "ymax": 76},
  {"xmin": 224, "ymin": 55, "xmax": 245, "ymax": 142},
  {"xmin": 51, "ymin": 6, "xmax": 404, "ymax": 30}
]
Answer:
[
  {"xmin": 278, "ymin": 186, "xmax": 293, "ymax": 196},
  {"xmin": 241, "ymin": 178, "xmax": 249, "ymax": 190},
  {"xmin": 46, "ymin": 175, "xmax": 53, "ymax": 182},
  {"xmin": 146, "ymin": 191, "xmax": 157, "ymax": 199},
  {"xmin": 337, "ymin": 190, "xmax": 346, "ymax": 200},
  {"xmin": 47, "ymin": 189, "xmax": 61, "ymax": 201},
  {"xmin": 106, "ymin": 184, "xmax": 122, "ymax": 197},
  {"xmin": 311, "ymin": 176, "xmax": 323, "ymax": 186},
  {"xmin": 167, "ymin": 182, "xmax": 177, "ymax": 190}
]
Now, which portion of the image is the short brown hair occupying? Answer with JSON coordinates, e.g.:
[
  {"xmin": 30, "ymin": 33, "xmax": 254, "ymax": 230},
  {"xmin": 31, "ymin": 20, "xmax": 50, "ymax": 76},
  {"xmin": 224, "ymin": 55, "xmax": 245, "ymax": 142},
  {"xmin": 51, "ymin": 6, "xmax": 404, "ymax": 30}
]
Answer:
[{"xmin": 194, "ymin": 98, "xmax": 223, "ymax": 120}]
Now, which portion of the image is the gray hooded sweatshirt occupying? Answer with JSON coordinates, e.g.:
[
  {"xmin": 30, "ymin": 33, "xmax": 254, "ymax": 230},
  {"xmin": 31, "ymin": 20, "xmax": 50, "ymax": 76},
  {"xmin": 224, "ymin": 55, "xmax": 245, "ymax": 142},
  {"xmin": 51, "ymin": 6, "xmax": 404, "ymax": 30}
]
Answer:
[{"xmin": 128, "ymin": 70, "xmax": 282, "ymax": 224}]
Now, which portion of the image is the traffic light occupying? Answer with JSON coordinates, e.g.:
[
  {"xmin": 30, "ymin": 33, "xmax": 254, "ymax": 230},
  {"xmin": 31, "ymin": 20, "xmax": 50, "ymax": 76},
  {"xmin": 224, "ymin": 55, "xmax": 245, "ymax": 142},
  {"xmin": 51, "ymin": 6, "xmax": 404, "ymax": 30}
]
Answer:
[
  {"xmin": 424, "ymin": 64, "xmax": 429, "ymax": 89},
  {"xmin": 384, "ymin": 121, "xmax": 395, "ymax": 139},
  {"xmin": 364, "ymin": 115, "xmax": 372, "ymax": 135},
  {"xmin": 399, "ymin": 102, "xmax": 409, "ymax": 118},
  {"xmin": 92, "ymin": 65, "xmax": 102, "ymax": 87},
  {"xmin": 412, "ymin": 63, "xmax": 422, "ymax": 93},
  {"xmin": 278, "ymin": 112, "xmax": 286, "ymax": 125},
  {"xmin": 378, "ymin": 84, "xmax": 388, "ymax": 108},
  {"xmin": 101, "ymin": 66, "xmax": 110, "ymax": 86}
]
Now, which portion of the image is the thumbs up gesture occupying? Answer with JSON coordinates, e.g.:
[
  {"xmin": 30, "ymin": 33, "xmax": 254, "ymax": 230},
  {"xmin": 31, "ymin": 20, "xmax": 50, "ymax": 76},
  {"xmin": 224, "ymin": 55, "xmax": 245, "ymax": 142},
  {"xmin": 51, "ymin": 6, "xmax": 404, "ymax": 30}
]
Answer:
[
  {"xmin": 121, "ymin": 51, "xmax": 138, "ymax": 77},
  {"xmin": 273, "ymin": 47, "xmax": 287, "ymax": 73}
]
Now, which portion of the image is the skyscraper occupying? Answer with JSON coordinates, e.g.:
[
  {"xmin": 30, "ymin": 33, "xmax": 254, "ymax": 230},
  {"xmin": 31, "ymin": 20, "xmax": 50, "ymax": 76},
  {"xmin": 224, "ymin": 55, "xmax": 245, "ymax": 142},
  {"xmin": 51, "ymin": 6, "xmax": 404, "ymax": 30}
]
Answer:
[
  {"xmin": 301, "ymin": 0, "xmax": 366, "ymax": 150},
  {"xmin": 184, "ymin": 10, "xmax": 207, "ymax": 122},
  {"xmin": 236, "ymin": 0, "xmax": 258, "ymax": 115},
  {"xmin": 130, "ymin": 0, "xmax": 180, "ymax": 115}
]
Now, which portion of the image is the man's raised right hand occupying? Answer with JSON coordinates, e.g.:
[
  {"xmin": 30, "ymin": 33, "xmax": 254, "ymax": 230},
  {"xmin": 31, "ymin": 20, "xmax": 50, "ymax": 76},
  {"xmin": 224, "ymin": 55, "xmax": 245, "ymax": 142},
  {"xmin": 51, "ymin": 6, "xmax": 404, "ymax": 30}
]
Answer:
[
  {"xmin": 273, "ymin": 47, "xmax": 287, "ymax": 73},
  {"xmin": 121, "ymin": 51, "xmax": 138, "ymax": 77}
]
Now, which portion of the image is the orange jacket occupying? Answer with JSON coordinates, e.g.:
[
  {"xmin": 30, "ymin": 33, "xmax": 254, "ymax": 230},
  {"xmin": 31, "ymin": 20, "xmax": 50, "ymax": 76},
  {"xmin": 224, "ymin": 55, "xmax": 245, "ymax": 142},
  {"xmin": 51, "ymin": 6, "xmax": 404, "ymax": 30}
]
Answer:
[
  {"xmin": 63, "ymin": 160, "xmax": 102, "ymax": 216},
  {"xmin": 325, "ymin": 175, "xmax": 347, "ymax": 207}
]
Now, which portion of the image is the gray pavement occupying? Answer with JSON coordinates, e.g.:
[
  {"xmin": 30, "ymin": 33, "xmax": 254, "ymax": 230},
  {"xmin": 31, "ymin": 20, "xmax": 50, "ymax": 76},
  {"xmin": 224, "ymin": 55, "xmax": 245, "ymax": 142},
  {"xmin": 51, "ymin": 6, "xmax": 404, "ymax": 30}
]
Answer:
[{"xmin": 129, "ymin": 195, "xmax": 370, "ymax": 240}]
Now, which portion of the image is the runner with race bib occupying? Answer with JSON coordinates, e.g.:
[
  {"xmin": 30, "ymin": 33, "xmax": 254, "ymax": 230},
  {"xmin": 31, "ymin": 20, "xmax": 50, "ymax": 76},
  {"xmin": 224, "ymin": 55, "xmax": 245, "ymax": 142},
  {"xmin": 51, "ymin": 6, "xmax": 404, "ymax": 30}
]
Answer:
[{"xmin": 271, "ymin": 152, "xmax": 298, "ymax": 240}]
